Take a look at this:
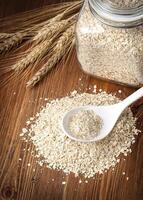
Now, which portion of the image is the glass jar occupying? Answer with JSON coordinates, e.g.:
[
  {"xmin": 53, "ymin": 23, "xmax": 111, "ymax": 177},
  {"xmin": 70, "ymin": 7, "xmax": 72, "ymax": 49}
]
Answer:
[{"xmin": 76, "ymin": 0, "xmax": 143, "ymax": 87}]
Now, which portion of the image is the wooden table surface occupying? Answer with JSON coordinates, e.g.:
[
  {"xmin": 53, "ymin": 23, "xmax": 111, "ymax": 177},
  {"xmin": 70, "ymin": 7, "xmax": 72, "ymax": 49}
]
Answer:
[{"xmin": 0, "ymin": 1, "xmax": 143, "ymax": 200}]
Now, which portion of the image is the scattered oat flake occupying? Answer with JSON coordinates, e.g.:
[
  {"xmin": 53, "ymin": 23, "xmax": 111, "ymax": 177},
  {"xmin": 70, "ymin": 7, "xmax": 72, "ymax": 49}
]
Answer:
[
  {"xmin": 122, "ymin": 172, "xmax": 126, "ymax": 175},
  {"xmin": 126, "ymin": 177, "xmax": 129, "ymax": 181},
  {"xmin": 79, "ymin": 180, "xmax": 82, "ymax": 183},
  {"xmin": 22, "ymin": 128, "xmax": 28, "ymax": 134},
  {"xmin": 62, "ymin": 181, "xmax": 66, "ymax": 185},
  {"xmin": 26, "ymin": 121, "xmax": 31, "ymax": 125},
  {"xmin": 27, "ymin": 163, "xmax": 31, "ymax": 166},
  {"xmin": 118, "ymin": 90, "xmax": 122, "ymax": 94},
  {"xmin": 70, "ymin": 90, "xmax": 78, "ymax": 96},
  {"xmin": 85, "ymin": 180, "xmax": 88, "ymax": 183},
  {"xmin": 30, "ymin": 117, "xmax": 34, "ymax": 121},
  {"xmin": 93, "ymin": 85, "xmax": 97, "ymax": 93}
]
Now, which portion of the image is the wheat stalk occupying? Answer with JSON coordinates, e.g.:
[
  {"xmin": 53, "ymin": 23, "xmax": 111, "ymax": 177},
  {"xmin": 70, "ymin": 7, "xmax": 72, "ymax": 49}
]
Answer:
[
  {"xmin": 0, "ymin": 33, "xmax": 13, "ymax": 41},
  {"xmin": 33, "ymin": 14, "xmax": 76, "ymax": 45},
  {"xmin": 0, "ymin": 31, "xmax": 28, "ymax": 53},
  {"xmin": 0, "ymin": 13, "xmax": 61, "ymax": 47},
  {"xmin": 0, "ymin": 20, "xmax": 50, "ymax": 53},
  {"xmin": 0, "ymin": 2, "xmax": 80, "ymax": 53},
  {"xmin": 27, "ymin": 25, "xmax": 75, "ymax": 87},
  {"xmin": 32, "ymin": 0, "xmax": 82, "ymax": 35},
  {"xmin": 31, "ymin": 13, "xmax": 64, "ymax": 46},
  {"xmin": 11, "ymin": 15, "xmax": 76, "ymax": 72},
  {"xmin": 0, "ymin": 1, "xmax": 83, "ymax": 87},
  {"xmin": 12, "ymin": 39, "xmax": 54, "ymax": 72}
]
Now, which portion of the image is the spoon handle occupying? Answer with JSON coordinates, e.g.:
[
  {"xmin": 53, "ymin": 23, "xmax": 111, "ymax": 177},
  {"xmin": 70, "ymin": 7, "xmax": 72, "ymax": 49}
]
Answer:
[{"xmin": 121, "ymin": 87, "xmax": 143, "ymax": 109}]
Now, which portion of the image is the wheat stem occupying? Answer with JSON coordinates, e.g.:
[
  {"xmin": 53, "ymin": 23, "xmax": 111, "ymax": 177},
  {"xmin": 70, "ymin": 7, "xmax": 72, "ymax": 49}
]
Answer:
[
  {"xmin": 27, "ymin": 25, "xmax": 75, "ymax": 87},
  {"xmin": 0, "ymin": 1, "xmax": 82, "ymax": 32}
]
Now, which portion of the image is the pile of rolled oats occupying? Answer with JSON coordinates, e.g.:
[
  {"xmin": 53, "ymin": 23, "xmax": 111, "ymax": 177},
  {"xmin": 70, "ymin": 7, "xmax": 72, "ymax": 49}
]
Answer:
[{"xmin": 21, "ymin": 90, "xmax": 140, "ymax": 178}]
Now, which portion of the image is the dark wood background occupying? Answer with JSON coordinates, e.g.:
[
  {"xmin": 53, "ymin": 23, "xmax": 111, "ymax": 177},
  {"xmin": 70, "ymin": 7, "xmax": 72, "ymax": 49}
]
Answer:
[{"xmin": 0, "ymin": 1, "xmax": 143, "ymax": 200}]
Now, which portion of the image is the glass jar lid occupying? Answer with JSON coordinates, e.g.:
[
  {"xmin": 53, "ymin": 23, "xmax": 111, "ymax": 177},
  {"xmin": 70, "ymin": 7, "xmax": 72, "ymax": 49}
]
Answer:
[{"xmin": 88, "ymin": 0, "xmax": 143, "ymax": 27}]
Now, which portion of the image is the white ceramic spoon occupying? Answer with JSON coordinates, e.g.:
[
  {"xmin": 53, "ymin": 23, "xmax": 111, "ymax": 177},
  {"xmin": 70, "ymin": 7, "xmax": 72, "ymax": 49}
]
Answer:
[{"xmin": 62, "ymin": 87, "xmax": 143, "ymax": 143}]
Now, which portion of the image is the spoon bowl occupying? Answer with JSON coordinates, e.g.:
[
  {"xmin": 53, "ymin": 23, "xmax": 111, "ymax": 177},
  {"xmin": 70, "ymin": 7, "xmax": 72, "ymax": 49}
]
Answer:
[
  {"xmin": 62, "ymin": 87, "xmax": 143, "ymax": 143},
  {"xmin": 62, "ymin": 104, "xmax": 122, "ymax": 142}
]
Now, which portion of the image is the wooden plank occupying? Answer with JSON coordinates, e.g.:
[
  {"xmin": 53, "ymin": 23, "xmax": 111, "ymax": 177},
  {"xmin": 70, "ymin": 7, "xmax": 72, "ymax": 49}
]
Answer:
[{"xmin": 0, "ymin": 1, "xmax": 143, "ymax": 200}]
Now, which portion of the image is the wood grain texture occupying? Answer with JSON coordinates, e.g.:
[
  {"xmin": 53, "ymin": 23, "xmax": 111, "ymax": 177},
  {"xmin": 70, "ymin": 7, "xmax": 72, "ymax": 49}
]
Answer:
[{"xmin": 0, "ymin": 1, "xmax": 143, "ymax": 200}]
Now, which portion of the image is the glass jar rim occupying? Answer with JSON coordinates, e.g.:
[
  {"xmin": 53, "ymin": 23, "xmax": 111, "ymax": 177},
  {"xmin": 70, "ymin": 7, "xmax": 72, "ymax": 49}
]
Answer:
[{"xmin": 88, "ymin": 0, "xmax": 143, "ymax": 27}]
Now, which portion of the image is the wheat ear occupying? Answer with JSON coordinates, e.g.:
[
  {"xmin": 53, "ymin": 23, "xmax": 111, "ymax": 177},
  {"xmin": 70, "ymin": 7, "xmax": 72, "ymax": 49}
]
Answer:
[
  {"xmin": 31, "ymin": 0, "xmax": 82, "ymax": 37},
  {"xmin": 27, "ymin": 25, "xmax": 75, "ymax": 87},
  {"xmin": 12, "ymin": 39, "xmax": 53, "ymax": 72},
  {"xmin": 0, "ymin": 33, "xmax": 13, "ymax": 41},
  {"xmin": 33, "ymin": 14, "xmax": 76, "ymax": 45},
  {"xmin": 0, "ymin": 31, "xmax": 27, "ymax": 53}
]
